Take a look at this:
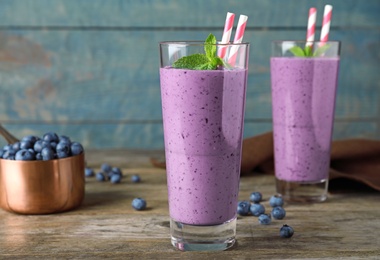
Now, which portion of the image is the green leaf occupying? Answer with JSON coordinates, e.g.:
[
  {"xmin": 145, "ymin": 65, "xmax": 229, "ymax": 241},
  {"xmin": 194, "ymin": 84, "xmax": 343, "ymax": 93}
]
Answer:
[
  {"xmin": 304, "ymin": 45, "xmax": 313, "ymax": 57},
  {"xmin": 204, "ymin": 33, "xmax": 217, "ymax": 59},
  {"xmin": 172, "ymin": 33, "xmax": 225, "ymax": 70},
  {"xmin": 172, "ymin": 53, "xmax": 209, "ymax": 69},
  {"xmin": 313, "ymin": 44, "xmax": 331, "ymax": 57},
  {"xmin": 289, "ymin": 46, "xmax": 306, "ymax": 57}
]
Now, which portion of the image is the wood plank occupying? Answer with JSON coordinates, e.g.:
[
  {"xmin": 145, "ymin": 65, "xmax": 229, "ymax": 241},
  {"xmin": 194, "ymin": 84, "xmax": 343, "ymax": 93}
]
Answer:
[
  {"xmin": 0, "ymin": 0, "xmax": 379, "ymax": 27},
  {"xmin": 0, "ymin": 30, "xmax": 378, "ymax": 122},
  {"xmin": 0, "ymin": 152, "xmax": 379, "ymax": 258}
]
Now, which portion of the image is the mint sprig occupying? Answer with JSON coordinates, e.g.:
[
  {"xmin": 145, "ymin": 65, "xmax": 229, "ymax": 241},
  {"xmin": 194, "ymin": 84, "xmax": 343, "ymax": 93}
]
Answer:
[
  {"xmin": 172, "ymin": 34, "xmax": 226, "ymax": 70},
  {"xmin": 289, "ymin": 44, "xmax": 330, "ymax": 57}
]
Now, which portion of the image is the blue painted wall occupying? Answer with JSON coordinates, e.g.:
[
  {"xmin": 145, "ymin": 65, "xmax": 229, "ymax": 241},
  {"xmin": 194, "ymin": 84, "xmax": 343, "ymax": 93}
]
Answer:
[{"xmin": 0, "ymin": 0, "xmax": 379, "ymax": 149}]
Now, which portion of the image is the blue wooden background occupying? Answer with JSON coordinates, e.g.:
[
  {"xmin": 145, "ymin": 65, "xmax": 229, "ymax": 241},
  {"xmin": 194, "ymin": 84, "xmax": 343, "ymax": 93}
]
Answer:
[{"xmin": 0, "ymin": 0, "xmax": 379, "ymax": 149}]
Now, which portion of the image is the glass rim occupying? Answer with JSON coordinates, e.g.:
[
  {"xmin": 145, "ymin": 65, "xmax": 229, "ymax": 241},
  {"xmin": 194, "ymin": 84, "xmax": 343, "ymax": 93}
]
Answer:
[
  {"xmin": 272, "ymin": 40, "xmax": 341, "ymax": 44},
  {"xmin": 159, "ymin": 41, "xmax": 249, "ymax": 47}
]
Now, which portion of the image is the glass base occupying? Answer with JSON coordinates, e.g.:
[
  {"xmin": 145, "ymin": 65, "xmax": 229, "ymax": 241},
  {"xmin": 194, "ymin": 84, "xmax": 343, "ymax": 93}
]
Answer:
[
  {"xmin": 170, "ymin": 217, "xmax": 236, "ymax": 251},
  {"xmin": 276, "ymin": 178, "xmax": 328, "ymax": 203}
]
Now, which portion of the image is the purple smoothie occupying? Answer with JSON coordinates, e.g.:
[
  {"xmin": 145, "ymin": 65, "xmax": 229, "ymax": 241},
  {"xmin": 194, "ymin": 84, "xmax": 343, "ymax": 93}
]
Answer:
[
  {"xmin": 160, "ymin": 67, "xmax": 247, "ymax": 225},
  {"xmin": 271, "ymin": 57, "xmax": 339, "ymax": 182}
]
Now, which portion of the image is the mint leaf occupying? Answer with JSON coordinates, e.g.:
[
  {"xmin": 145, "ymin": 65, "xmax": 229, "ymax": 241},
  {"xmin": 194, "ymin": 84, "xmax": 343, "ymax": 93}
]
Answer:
[
  {"xmin": 313, "ymin": 44, "xmax": 330, "ymax": 57},
  {"xmin": 172, "ymin": 53, "xmax": 209, "ymax": 69},
  {"xmin": 289, "ymin": 46, "xmax": 306, "ymax": 57},
  {"xmin": 172, "ymin": 33, "xmax": 226, "ymax": 70},
  {"xmin": 289, "ymin": 44, "xmax": 331, "ymax": 57},
  {"xmin": 205, "ymin": 33, "xmax": 217, "ymax": 58}
]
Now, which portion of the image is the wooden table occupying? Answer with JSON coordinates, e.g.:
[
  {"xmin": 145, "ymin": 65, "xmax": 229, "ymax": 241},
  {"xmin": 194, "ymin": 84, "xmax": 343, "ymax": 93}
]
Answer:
[{"xmin": 1, "ymin": 150, "xmax": 380, "ymax": 259}]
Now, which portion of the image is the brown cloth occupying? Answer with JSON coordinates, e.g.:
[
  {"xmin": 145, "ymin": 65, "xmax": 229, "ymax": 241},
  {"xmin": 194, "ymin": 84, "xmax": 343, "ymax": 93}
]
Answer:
[{"xmin": 241, "ymin": 132, "xmax": 380, "ymax": 191}]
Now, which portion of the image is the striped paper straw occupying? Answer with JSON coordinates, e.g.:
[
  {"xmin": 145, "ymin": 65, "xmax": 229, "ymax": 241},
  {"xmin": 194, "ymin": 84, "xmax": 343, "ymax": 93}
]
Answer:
[
  {"xmin": 306, "ymin": 7, "xmax": 317, "ymax": 46},
  {"xmin": 320, "ymin": 5, "xmax": 333, "ymax": 43},
  {"xmin": 228, "ymin": 14, "xmax": 248, "ymax": 66},
  {"xmin": 218, "ymin": 12, "xmax": 235, "ymax": 58}
]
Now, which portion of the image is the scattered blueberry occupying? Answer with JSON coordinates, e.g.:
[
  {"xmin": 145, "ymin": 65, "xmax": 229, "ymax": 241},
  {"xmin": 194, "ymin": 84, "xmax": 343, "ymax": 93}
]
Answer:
[
  {"xmin": 269, "ymin": 195, "xmax": 284, "ymax": 207},
  {"xmin": 71, "ymin": 142, "xmax": 84, "ymax": 156},
  {"xmin": 101, "ymin": 163, "xmax": 112, "ymax": 173},
  {"xmin": 110, "ymin": 174, "xmax": 122, "ymax": 184},
  {"xmin": 85, "ymin": 167, "xmax": 95, "ymax": 177},
  {"xmin": 250, "ymin": 203, "xmax": 265, "ymax": 217},
  {"xmin": 111, "ymin": 167, "xmax": 122, "ymax": 176},
  {"xmin": 96, "ymin": 172, "xmax": 106, "ymax": 182},
  {"xmin": 280, "ymin": 224, "xmax": 294, "ymax": 238},
  {"xmin": 258, "ymin": 214, "xmax": 272, "ymax": 225},
  {"xmin": 237, "ymin": 201, "xmax": 251, "ymax": 216},
  {"xmin": 132, "ymin": 198, "xmax": 147, "ymax": 210},
  {"xmin": 272, "ymin": 206, "xmax": 286, "ymax": 220},
  {"xmin": 250, "ymin": 192, "xmax": 263, "ymax": 203},
  {"xmin": 15, "ymin": 149, "xmax": 36, "ymax": 161},
  {"xmin": 131, "ymin": 174, "xmax": 141, "ymax": 183}
]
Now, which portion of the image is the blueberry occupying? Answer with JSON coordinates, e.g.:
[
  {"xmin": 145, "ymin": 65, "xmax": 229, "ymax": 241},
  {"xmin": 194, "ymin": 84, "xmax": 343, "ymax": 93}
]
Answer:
[
  {"xmin": 34, "ymin": 140, "xmax": 51, "ymax": 153},
  {"xmin": 101, "ymin": 163, "xmax": 112, "ymax": 173},
  {"xmin": 110, "ymin": 174, "xmax": 121, "ymax": 184},
  {"xmin": 43, "ymin": 132, "xmax": 59, "ymax": 143},
  {"xmin": 50, "ymin": 141, "xmax": 58, "ymax": 150},
  {"xmin": 21, "ymin": 135, "xmax": 39, "ymax": 144},
  {"xmin": 59, "ymin": 135, "xmax": 71, "ymax": 144},
  {"xmin": 237, "ymin": 201, "xmax": 251, "ymax": 216},
  {"xmin": 258, "ymin": 214, "xmax": 272, "ymax": 225},
  {"xmin": 85, "ymin": 167, "xmax": 95, "ymax": 177},
  {"xmin": 3, "ymin": 144, "xmax": 12, "ymax": 151},
  {"xmin": 250, "ymin": 203, "xmax": 265, "ymax": 216},
  {"xmin": 269, "ymin": 195, "xmax": 284, "ymax": 207},
  {"xmin": 71, "ymin": 142, "xmax": 84, "ymax": 155},
  {"xmin": 15, "ymin": 149, "xmax": 36, "ymax": 161},
  {"xmin": 132, "ymin": 198, "xmax": 147, "ymax": 210},
  {"xmin": 0, "ymin": 149, "xmax": 3, "ymax": 158},
  {"xmin": 2, "ymin": 148, "xmax": 17, "ymax": 160},
  {"xmin": 280, "ymin": 224, "xmax": 294, "ymax": 238},
  {"xmin": 111, "ymin": 167, "xmax": 122, "ymax": 176},
  {"xmin": 131, "ymin": 174, "xmax": 141, "ymax": 183},
  {"xmin": 250, "ymin": 192, "xmax": 263, "ymax": 203},
  {"xmin": 41, "ymin": 147, "xmax": 55, "ymax": 160},
  {"xmin": 272, "ymin": 206, "xmax": 286, "ymax": 220},
  {"xmin": 12, "ymin": 142, "xmax": 21, "ymax": 151},
  {"xmin": 96, "ymin": 172, "xmax": 106, "ymax": 182},
  {"xmin": 20, "ymin": 140, "xmax": 33, "ymax": 150},
  {"xmin": 56, "ymin": 142, "xmax": 71, "ymax": 158},
  {"xmin": 35, "ymin": 153, "xmax": 43, "ymax": 160}
]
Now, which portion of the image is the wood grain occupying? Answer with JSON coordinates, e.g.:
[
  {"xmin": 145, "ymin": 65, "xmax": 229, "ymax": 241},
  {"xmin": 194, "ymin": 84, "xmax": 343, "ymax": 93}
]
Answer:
[{"xmin": 0, "ymin": 150, "xmax": 379, "ymax": 259}]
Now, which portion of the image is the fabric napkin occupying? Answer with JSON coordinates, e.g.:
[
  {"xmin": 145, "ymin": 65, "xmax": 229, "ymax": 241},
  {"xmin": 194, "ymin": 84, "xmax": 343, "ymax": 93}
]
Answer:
[{"xmin": 241, "ymin": 132, "xmax": 380, "ymax": 191}]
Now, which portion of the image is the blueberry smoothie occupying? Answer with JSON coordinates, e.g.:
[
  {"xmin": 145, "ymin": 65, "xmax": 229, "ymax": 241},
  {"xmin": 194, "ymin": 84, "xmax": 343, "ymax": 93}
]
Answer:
[
  {"xmin": 271, "ymin": 57, "xmax": 339, "ymax": 182},
  {"xmin": 160, "ymin": 67, "xmax": 247, "ymax": 225}
]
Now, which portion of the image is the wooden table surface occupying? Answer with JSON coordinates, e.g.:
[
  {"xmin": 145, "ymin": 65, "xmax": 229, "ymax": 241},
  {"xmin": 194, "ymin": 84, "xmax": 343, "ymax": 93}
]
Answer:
[{"xmin": 0, "ymin": 150, "xmax": 379, "ymax": 259}]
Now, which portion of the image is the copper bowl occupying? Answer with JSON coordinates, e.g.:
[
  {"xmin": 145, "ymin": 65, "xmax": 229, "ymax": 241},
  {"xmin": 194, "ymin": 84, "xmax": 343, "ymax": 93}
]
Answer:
[{"xmin": 0, "ymin": 153, "xmax": 85, "ymax": 214}]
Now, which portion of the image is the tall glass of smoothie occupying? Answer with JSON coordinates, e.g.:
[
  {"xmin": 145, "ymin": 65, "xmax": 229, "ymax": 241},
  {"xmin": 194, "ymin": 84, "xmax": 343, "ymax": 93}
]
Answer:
[
  {"xmin": 159, "ymin": 38, "xmax": 249, "ymax": 251},
  {"xmin": 270, "ymin": 41, "xmax": 340, "ymax": 203}
]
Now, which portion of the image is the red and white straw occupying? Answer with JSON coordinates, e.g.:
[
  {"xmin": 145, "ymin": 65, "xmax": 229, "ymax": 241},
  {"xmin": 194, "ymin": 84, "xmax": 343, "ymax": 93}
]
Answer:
[
  {"xmin": 306, "ymin": 7, "xmax": 317, "ymax": 46},
  {"xmin": 228, "ymin": 14, "xmax": 248, "ymax": 66},
  {"xmin": 320, "ymin": 5, "xmax": 333, "ymax": 42},
  {"xmin": 218, "ymin": 12, "xmax": 235, "ymax": 58}
]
